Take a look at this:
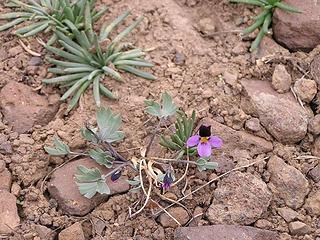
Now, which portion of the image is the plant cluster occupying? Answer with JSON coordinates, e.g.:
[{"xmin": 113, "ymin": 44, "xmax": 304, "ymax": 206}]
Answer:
[
  {"xmin": 45, "ymin": 93, "xmax": 223, "ymax": 216},
  {"xmin": 230, "ymin": 0, "xmax": 301, "ymax": 52},
  {"xmin": 1, "ymin": 0, "xmax": 156, "ymax": 113},
  {"xmin": 0, "ymin": 0, "xmax": 106, "ymax": 45}
]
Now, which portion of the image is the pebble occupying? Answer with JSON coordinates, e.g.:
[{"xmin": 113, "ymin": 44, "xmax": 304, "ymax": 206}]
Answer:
[
  {"xmin": 308, "ymin": 114, "xmax": 320, "ymax": 135},
  {"xmin": 304, "ymin": 190, "xmax": 320, "ymax": 216},
  {"xmin": 268, "ymin": 156, "xmax": 309, "ymax": 209},
  {"xmin": 272, "ymin": 64, "xmax": 292, "ymax": 93},
  {"xmin": 294, "ymin": 79, "xmax": 317, "ymax": 103},
  {"xmin": 245, "ymin": 118, "xmax": 261, "ymax": 132},
  {"xmin": 308, "ymin": 164, "xmax": 320, "ymax": 182},
  {"xmin": 174, "ymin": 52, "xmax": 186, "ymax": 65},
  {"xmin": 288, "ymin": 221, "xmax": 311, "ymax": 235},
  {"xmin": 0, "ymin": 168, "xmax": 12, "ymax": 191},
  {"xmin": 59, "ymin": 222, "xmax": 85, "ymax": 240},
  {"xmin": 158, "ymin": 207, "xmax": 189, "ymax": 228},
  {"xmin": 0, "ymin": 190, "xmax": 20, "ymax": 234},
  {"xmin": 277, "ymin": 207, "xmax": 299, "ymax": 222}
]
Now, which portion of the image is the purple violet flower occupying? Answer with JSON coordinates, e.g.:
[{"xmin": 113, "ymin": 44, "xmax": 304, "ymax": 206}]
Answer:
[
  {"xmin": 187, "ymin": 125, "xmax": 223, "ymax": 157},
  {"xmin": 111, "ymin": 170, "xmax": 122, "ymax": 182},
  {"xmin": 162, "ymin": 172, "xmax": 174, "ymax": 190}
]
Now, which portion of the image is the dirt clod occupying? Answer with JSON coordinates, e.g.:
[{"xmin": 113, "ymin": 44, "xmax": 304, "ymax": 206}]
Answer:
[
  {"xmin": 58, "ymin": 222, "xmax": 85, "ymax": 240},
  {"xmin": 272, "ymin": 64, "xmax": 292, "ymax": 93},
  {"xmin": 293, "ymin": 79, "xmax": 317, "ymax": 103},
  {"xmin": 159, "ymin": 207, "xmax": 190, "ymax": 228}
]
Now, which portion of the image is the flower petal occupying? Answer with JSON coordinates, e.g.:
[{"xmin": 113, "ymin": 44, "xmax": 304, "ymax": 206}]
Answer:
[
  {"xmin": 187, "ymin": 135, "xmax": 200, "ymax": 147},
  {"xmin": 197, "ymin": 142, "xmax": 212, "ymax": 157},
  {"xmin": 209, "ymin": 136, "xmax": 223, "ymax": 148}
]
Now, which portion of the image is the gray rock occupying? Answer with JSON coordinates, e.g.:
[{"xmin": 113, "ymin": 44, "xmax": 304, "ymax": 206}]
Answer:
[
  {"xmin": 241, "ymin": 79, "xmax": 308, "ymax": 143},
  {"xmin": 48, "ymin": 158, "xmax": 129, "ymax": 216},
  {"xmin": 268, "ymin": 156, "xmax": 309, "ymax": 209},
  {"xmin": 272, "ymin": 64, "xmax": 292, "ymax": 93},
  {"xmin": 0, "ymin": 190, "xmax": 20, "ymax": 234},
  {"xmin": 174, "ymin": 225, "xmax": 280, "ymax": 240},
  {"xmin": 207, "ymin": 172, "xmax": 271, "ymax": 225},
  {"xmin": 273, "ymin": 0, "xmax": 320, "ymax": 51}
]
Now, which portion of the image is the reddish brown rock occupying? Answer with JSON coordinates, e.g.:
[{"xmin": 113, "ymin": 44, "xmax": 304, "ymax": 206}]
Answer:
[
  {"xmin": 0, "ymin": 168, "xmax": 12, "ymax": 191},
  {"xmin": 311, "ymin": 54, "xmax": 320, "ymax": 87},
  {"xmin": 0, "ymin": 81, "xmax": 59, "ymax": 133},
  {"xmin": 272, "ymin": 64, "xmax": 292, "ymax": 93},
  {"xmin": 174, "ymin": 225, "xmax": 280, "ymax": 240},
  {"xmin": 241, "ymin": 79, "xmax": 308, "ymax": 143},
  {"xmin": 268, "ymin": 156, "xmax": 309, "ymax": 209},
  {"xmin": 207, "ymin": 172, "xmax": 271, "ymax": 225},
  {"xmin": 293, "ymin": 79, "xmax": 317, "ymax": 103},
  {"xmin": 199, "ymin": 118, "xmax": 273, "ymax": 158},
  {"xmin": 254, "ymin": 36, "xmax": 289, "ymax": 59},
  {"xmin": 312, "ymin": 136, "xmax": 320, "ymax": 157},
  {"xmin": 59, "ymin": 222, "xmax": 85, "ymax": 240},
  {"xmin": 48, "ymin": 158, "xmax": 130, "ymax": 216},
  {"xmin": 288, "ymin": 221, "xmax": 312, "ymax": 235},
  {"xmin": 304, "ymin": 190, "xmax": 320, "ymax": 216},
  {"xmin": 308, "ymin": 114, "xmax": 320, "ymax": 135},
  {"xmin": 308, "ymin": 164, "xmax": 320, "ymax": 182},
  {"xmin": 273, "ymin": 0, "xmax": 320, "ymax": 51},
  {"xmin": 0, "ymin": 190, "xmax": 20, "ymax": 234},
  {"xmin": 158, "ymin": 207, "xmax": 190, "ymax": 228}
]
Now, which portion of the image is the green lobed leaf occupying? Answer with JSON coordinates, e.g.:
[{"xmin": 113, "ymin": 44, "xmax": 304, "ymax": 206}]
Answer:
[
  {"xmin": 88, "ymin": 148, "xmax": 114, "ymax": 168},
  {"xmin": 44, "ymin": 136, "xmax": 70, "ymax": 156}
]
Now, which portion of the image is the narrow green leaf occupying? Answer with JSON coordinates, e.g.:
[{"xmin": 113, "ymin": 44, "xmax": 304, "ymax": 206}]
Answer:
[
  {"xmin": 117, "ymin": 65, "xmax": 156, "ymax": 80},
  {"xmin": 43, "ymin": 72, "xmax": 87, "ymax": 84},
  {"xmin": 100, "ymin": 10, "xmax": 130, "ymax": 40},
  {"xmin": 274, "ymin": 2, "xmax": 301, "ymax": 13},
  {"xmin": 60, "ymin": 75, "xmax": 89, "ymax": 100},
  {"xmin": 66, "ymin": 79, "xmax": 91, "ymax": 113},
  {"xmin": 93, "ymin": 75, "xmax": 101, "ymax": 107},
  {"xmin": 0, "ymin": 12, "xmax": 32, "ymax": 19},
  {"xmin": 102, "ymin": 66, "xmax": 122, "ymax": 82},
  {"xmin": 0, "ymin": 18, "xmax": 25, "ymax": 32},
  {"xmin": 99, "ymin": 83, "xmax": 117, "ymax": 100},
  {"xmin": 22, "ymin": 21, "xmax": 49, "ymax": 37},
  {"xmin": 114, "ymin": 60, "xmax": 154, "ymax": 67},
  {"xmin": 112, "ymin": 16, "xmax": 143, "ymax": 44}
]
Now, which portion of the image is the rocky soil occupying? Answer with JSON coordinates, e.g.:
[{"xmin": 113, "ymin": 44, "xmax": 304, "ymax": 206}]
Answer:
[{"xmin": 0, "ymin": 0, "xmax": 319, "ymax": 240}]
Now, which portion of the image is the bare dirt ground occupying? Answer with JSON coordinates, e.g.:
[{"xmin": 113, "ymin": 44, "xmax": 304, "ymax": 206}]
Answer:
[{"xmin": 0, "ymin": 0, "xmax": 319, "ymax": 239}]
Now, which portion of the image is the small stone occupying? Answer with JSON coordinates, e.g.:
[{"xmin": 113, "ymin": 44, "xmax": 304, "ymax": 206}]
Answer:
[
  {"xmin": 268, "ymin": 156, "xmax": 309, "ymax": 209},
  {"xmin": 232, "ymin": 42, "xmax": 248, "ymax": 55},
  {"xmin": 288, "ymin": 221, "xmax": 311, "ymax": 235},
  {"xmin": 208, "ymin": 63, "xmax": 226, "ymax": 77},
  {"xmin": 48, "ymin": 158, "xmax": 129, "ymax": 216},
  {"xmin": 59, "ymin": 222, "xmax": 85, "ymax": 240},
  {"xmin": 35, "ymin": 225, "xmax": 55, "ymax": 240},
  {"xmin": 198, "ymin": 18, "xmax": 216, "ymax": 37},
  {"xmin": 272, "ymin": 64, "xmax": 292, "ymax": 93},
  {"xmin": 0, "ymin": 168, "xmax": 12, "ymax": 191},
  {"xmin": 207, "ymin": 172, "xmax": 271, "ymax": 225},
  {"xmin": 11, "ymin": 182, "xmax": 21, "ymax": 197},
  {"xmin": 19, "ymin": 134, "xmax": 35, "ymax": 145},
  {"xmin": 174, "ymin": 225, "xmax": 280, "ymax": 240},
  {"xmin": 245, "ymin": 118, "xmax": 261, "ymax": 132},
  {"xmin": 174, "ymin": 52, "xmax": 186, "ymax": 65},
  {"xmin": 40, "ymin": 213, "xmax": 52, "ymax": 226},
  {"xmin": 0, "ymin": 81, "xmax": 59, "ymax": 133},
  {"xmin": 8, "ymin": 46, "xmax": 23, "ymax": 57},
  {"xmin": 254, "ymin": 36, "xmax": 289, "ymax": 59},
  {"xmin": 308, "ymin": 114, "xmax": 320, "ymax": 135},
  {"xmin": 241, "ymin": 79, "xmax": 308, "ymax": 143},
  {"xmin": 28, "ymin": 57, "xmax": 42, "ymax": 66},
  {"xmin": 223, "ymin": 71, "xmax": 238, "ymax": 87},
  {"xmin": 0, "ymin": 190, "xmax": 20, "ymax": 234},
  {"xmin": 0, "ymin": 141, "xmax": 12, "ymax": 154},
  {"xmin": 311, "ymin": 54, "xmax": 320, "ymax": 87},
  {"xmin": 308, "ymin": 164, "xmax": 320, "ymax": 182},
  {"xmin": 304, "ymin": 191, "xmax": 320, "ymax": 216},
  {"xmin": 312, "ymin": 136, "xmax": 320, "ymax": 157},
  {"xmin": 0, "ymin": 160, "xmax": 5, "ymax": 172},
  {"xmin": 293, "ymin": 79, "xmax": 317, "ymax": 103},
  {"xmin": 255, "ymin": 219, "xmax": 273, "ymax": 229},
  {"xmin": 277, "ymin": 207, "xmax": 298, "ymax": 222},
  {"xmin": 159, "ymin": 207, "xmax": 189, "ymax": 228}
]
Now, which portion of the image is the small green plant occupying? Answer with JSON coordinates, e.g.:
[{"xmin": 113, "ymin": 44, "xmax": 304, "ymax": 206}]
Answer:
[
  {"xmin": 44, "ymin": 93, "xmax": 222, "ymax": 210},
  {"xmin": 0, "ymin": 0, "xmax": 107, "ymax": 45},
  {"xmin": 43, "ymin": 10, "xmax": 155, "ymax": 113},
  {"xmin": 230, "ymin": 0, "xmax": 301, "ymax": 52}
]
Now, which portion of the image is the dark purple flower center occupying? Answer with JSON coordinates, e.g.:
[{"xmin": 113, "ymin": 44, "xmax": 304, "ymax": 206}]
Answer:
[
  {"xmin": 111, "ymin": 170, "xmax": 122, "ymax": 182},
  {"xmin": 162, "ymin": 172, "xmax": 174, "ymax": 190},
  {"xmin": 199, "ymin": 125, "xmax": 211, "ymax": 138}
]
